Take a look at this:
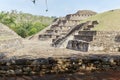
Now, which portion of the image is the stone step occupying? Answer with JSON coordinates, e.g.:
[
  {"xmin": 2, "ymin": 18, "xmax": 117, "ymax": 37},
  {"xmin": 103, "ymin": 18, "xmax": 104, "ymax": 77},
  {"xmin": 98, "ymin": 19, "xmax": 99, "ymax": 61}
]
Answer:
[
  {"xmin": 52, "ymin": 35, "xmax": 60, "ymax": 42},
  {"xmin": 50, "ymin": 27, "xmax": 61, "ymax": 30},
  {"xmin": 39, "ymin": 34, "xmax": 53, "ymax": 40},
  {"xmin": 74, "ymin": 35, "xmax": 93, "ymax": 42},
  {"xmin": 51, "ymin": 23, "xmax": 84, "ymax": 48},
  {"xmin": 83, "ymin": 24, "xmax": 95, "ymax": 30},
  {"xmin": 78, "ymin": 31, "xmax": 97, "ymax": 36},
  {"xmin": 51, "ymin": 37, "xmax": 66, "ymax": 47},
  {"xmin": 61, "ymin": 32, "xmax": 67, "ymax": 35},
  {"xmin": 46, "ymin": 29, "xmax": 60, "ymax": 34}
]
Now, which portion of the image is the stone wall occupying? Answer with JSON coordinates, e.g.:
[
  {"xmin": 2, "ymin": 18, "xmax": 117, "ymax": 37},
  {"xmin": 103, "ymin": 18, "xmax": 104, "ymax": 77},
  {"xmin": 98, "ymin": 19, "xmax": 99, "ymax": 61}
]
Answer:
[
  {"xmin": 74, "ymin": 35, "xmax": 93, "ymax": 42},
  {"xmin": 89, "ymin": 31, "xmax": 120, "ymax": 52},
  {"xmin": 66, "ymin": 14, "xmax": 93, "ymax": 21},
  {"xmin": 0, "ymin": 55, "xmax": 119, "ymax": 77},
  {"xmin": 78, "ymin": 31, "xmax": 97, "ymax": 36},
  {"xmin": 65, "ymin": 10, "xmax": 97, "ymax": 21},
  {"xmin": 63, "ymin": 20, "xmax": 80, "ymax": 27},
  {"xmin": 67, "ymin": 40, "xmax": 89, "ymax": 52}
]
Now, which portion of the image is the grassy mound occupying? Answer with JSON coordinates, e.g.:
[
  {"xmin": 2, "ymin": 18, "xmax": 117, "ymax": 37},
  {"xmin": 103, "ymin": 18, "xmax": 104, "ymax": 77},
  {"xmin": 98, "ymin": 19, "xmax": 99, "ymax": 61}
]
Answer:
[{"xmin": 81, "ymin": 9, "xmax": 120, "ymax": 31}]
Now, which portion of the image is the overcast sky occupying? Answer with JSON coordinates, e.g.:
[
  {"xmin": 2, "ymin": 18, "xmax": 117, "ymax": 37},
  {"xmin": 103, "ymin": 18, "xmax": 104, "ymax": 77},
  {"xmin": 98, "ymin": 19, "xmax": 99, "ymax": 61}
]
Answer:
[{"xmin": 0, "ymin": 0, "xmax": 120, "ymax": 17}]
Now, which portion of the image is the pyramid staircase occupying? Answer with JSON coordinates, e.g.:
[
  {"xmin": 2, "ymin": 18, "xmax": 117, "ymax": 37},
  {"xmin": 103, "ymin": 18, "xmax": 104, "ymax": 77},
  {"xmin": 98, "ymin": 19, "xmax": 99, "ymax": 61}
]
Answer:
[
  {"xmin": 52, "ymin": 20, "xmax": 98, "ymax": 48},
  {"xmin": 28, "ymin": 10, "xmax": 97, "ymax": 41},
  {"xmin": 51, "ymin": 23, "xmax": 84, "ymax": 47},
  {"xmin": 65, "ymin": 20, "xmax": 99, "ymax": 52}
]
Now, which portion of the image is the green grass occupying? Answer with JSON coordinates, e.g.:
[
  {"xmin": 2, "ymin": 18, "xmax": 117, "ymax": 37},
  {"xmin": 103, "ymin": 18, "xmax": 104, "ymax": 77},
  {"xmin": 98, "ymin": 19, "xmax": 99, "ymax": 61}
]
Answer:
[{"xmin": 81, "ymin": 9, "xmax": 120, "ymax": 31}]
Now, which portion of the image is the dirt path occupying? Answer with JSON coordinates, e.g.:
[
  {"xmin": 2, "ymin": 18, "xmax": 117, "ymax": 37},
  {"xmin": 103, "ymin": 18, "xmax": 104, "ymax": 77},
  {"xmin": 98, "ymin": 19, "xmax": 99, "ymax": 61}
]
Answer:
[
  {"xmin": 6, "ymin": 38, "xmax": 120, "ymax": 59},
  {"xmin": 7, "ymin": 39, "xmax": 82, "ymax": 58}
]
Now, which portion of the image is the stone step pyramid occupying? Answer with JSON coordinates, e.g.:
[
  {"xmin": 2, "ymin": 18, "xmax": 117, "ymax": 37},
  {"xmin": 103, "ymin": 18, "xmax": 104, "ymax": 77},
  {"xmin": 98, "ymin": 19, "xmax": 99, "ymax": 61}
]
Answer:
[
  {"xmin": 0, "ymin": 23, "xmax": 23, "ymax": 52},
  {"xmin": 29, "ymin": 10, "xmax": 97, "ymax": 41}
]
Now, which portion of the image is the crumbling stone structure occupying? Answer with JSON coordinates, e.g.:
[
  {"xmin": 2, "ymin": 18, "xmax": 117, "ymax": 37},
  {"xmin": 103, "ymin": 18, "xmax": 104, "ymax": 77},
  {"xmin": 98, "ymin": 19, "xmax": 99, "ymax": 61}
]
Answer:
[
  {"xmin": 67, "ymin": 21, "xmax": 120, "ymax": 52},
  {"xmin": 52, "ymin": 20, "xmax": 98, "ymax": 48},
  {"xmin": 0, "ymin": 23, "xmax": 23, "ymax": 52},
  {"xmin": 29, "ymin": 10, "xmax": 96, "ymax": 41}
]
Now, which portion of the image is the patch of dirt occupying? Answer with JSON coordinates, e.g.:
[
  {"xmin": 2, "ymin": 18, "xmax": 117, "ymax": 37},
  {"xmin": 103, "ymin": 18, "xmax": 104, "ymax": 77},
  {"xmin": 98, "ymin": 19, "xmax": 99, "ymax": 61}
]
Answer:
[
  {"xmin": 7, "ymin": 39, "xmax": 82, "ymax": 58},
  {"xmin": 1, "ymin": 71, "xmax": 120, "ymax": 80},
  {"xmin": 6, "ymin": 39, "xmax": 120, "ymax": 59}
]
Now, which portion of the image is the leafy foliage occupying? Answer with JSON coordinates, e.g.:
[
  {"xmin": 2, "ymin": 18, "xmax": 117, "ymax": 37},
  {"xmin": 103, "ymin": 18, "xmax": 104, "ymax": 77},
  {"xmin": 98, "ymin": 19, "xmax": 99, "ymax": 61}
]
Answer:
[{"xmin": 0, "ymin": 10, "xmax": 55, "ymax": 38}]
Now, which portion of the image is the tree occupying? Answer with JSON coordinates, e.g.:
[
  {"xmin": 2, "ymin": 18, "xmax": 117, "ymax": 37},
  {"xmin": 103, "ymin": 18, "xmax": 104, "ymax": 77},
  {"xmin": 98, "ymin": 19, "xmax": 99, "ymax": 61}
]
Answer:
[
  {"xmin": 28, "ymin": 28, "xmax": 37, "ymax": 36},
  {"xmin": 17, "ymin": 27, "xmax": 28, "ymax": 38},
  {"xmin": 0, "ymin": 12, "xmax": 16, "ymax": 26}
]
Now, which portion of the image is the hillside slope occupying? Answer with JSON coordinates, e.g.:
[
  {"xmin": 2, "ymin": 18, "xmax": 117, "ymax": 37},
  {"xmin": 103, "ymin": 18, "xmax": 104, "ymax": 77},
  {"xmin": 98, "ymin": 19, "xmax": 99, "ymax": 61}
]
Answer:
[
  {"xmin": 81, "ymin": 9, "xmax": 120, "ymax": 31},
  {"xmin": 0, "ymin": 11, "xmax": 55, "ymax": 38}
]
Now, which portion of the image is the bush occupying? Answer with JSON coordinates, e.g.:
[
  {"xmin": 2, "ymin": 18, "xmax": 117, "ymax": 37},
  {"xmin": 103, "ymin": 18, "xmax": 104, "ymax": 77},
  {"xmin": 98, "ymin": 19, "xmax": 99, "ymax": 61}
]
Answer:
[
  {"xmin": 28, "ymin": 28, "xmax": 37, "ymax": 36},
  {"xmin": 16, "ymin": 27, "xmax": 28, "ymax": 38}
]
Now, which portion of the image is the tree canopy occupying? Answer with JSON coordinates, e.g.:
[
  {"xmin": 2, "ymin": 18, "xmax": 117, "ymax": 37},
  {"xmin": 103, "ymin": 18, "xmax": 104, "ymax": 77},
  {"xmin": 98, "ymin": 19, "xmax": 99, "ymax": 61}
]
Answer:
[{"xmin": 0, "ymin": 11, "xmax": 55, "ymax": 38}]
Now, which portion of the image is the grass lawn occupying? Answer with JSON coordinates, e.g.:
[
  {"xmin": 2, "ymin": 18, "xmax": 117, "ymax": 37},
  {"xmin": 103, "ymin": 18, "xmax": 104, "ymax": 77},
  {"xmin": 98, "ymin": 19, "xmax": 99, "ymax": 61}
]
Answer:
[{"xmin": 80, "ymin": 9, "xmax": 120, "ymax": 31}]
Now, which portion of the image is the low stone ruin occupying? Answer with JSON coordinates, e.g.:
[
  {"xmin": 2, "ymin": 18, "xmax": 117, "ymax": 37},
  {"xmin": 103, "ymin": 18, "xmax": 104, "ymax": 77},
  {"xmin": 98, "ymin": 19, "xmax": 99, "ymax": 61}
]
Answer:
[
  {"xmin": 0, "ymin": 54, "xmax": 120, "ymax": 77},
  {"xmin": 0, "ymin": 23, "xmax": 23, "ymax": 52},
  {"xmin": 67, "ymin": 20, "xmax": 120, "ymax": 52}
]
